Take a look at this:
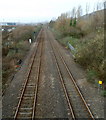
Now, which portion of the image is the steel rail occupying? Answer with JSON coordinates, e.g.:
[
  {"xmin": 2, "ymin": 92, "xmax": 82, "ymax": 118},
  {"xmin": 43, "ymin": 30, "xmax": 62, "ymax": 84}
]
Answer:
[
  {"xmin": 14, "ymin": 29, "xmax": 43, "ymax": 119},
  {"xmin": 32, "ymin": 30, "xmax": 44, "ymax": 119}
]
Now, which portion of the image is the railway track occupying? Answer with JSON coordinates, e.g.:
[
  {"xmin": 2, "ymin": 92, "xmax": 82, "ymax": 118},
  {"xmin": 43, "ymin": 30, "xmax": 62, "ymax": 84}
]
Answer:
[
  {"xmin": 13, "ymin": 27, "xmax": 95, "ymax": 119},
  {"xmin": 14, "ymin": 29, "xmax": 44, "ymax": 119},
  {"xmin": 46, "ymin": 29, "xmax": 95, "ymax": 119}
]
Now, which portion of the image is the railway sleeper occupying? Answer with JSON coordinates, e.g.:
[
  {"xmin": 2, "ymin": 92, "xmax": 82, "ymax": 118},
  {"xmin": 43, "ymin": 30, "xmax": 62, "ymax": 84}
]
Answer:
[
  {"xmin": 19, "ymin": 108, "xmax": 33, "ymax": 113},
  {"xmin": 20, "ymin": 107, "xmax": 33, "ymax": 110},
  {"xmin": 23, "ymin": 96, "xmax": 34, "ymax": 99},
  {"xmin": 18, "ymin": 113, "xmax": 32, "ymax": 118},
  {"xmin": 26, "ymin": 85, "xmax": 36, "ymax": 87},
  {"xmin": 24, "ymin": 94, "xmax": 35, "ymax": 97}
]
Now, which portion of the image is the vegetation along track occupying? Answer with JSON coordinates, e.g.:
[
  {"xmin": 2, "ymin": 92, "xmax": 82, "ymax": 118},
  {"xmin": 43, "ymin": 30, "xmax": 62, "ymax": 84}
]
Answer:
[
  {"xmin": 46, "ymin": 28, "xmax": 95, "ymax": 119},
  {"xmin": 14, "ymin": 29, "xmax": 44, "ymax": 119}
]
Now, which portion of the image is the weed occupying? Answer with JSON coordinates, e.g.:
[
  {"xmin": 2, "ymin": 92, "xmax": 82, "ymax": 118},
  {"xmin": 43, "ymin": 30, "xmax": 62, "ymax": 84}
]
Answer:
[
  {"xmin": 86, "ymin": 69, "xmax": 98, "ymax": 83},
  {"xmin": 101, "ymin": 90, "xmax": 106, "ymax": 97}
]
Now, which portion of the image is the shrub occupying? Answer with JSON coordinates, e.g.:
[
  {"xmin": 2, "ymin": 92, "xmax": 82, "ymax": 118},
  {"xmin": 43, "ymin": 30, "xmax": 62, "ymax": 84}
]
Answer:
[
  {"xmin": 76, "ymin": 10, "xmax": 104, "ymax": 36},
  {"xmin": 101, "ymin": 90, "xmax": 106, "ymax": 97},
  {"xmin": 50, "ymin": 8, "xmax": 104, "ymax": 86},
  {"xmin": 2, "ymin": 25, "xmax": 41, "ymax": 91},
  {"xmin": 12, "ymin": 26, "xmax": 35, "ymax": 42},
  {"xmin": 75, "ymin": 32, "xmax": 104, "ymax": 82},
  {"xmin": 86, "ymin": 69, "xmax": 98, "ymax": 83}
]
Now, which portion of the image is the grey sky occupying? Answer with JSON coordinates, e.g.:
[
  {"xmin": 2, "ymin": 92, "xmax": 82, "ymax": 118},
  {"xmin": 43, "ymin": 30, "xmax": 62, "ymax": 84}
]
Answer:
[{"xmin": 0, "ymin": 0, "xmax": 104, "ymax": 23}]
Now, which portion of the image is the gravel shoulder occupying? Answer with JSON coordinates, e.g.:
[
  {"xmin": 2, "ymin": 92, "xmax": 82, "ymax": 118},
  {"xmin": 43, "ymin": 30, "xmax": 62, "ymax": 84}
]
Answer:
[{"xmin": 35, "ymin": 30, "xmax": 69, "ymax": 118}]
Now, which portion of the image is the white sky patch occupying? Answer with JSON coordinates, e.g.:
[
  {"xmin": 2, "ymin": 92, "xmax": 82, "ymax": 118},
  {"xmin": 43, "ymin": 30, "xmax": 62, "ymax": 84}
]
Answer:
[{"xmin": 0, "ymin": 0, "xmax": 104, "ymax": 23}]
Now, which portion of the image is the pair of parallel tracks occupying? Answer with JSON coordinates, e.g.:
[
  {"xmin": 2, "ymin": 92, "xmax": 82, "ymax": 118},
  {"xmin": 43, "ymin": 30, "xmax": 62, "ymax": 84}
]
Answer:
[
  {"xmin": 14, "ymin": 28, "xmax": 95, "ymax": 119},
  {"xmin": 46, "ymin": 29, "xmax": 95, "ymax": 119},
  {"xmin": 14, "ymin": 29, "xmax": 44, "ymax": 119}
]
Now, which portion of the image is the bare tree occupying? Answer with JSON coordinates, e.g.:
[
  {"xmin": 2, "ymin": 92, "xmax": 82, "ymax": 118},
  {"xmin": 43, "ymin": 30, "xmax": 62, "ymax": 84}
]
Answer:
[
  {"xmin": 93, "ymin": 3, "xmax": 96, "ymax": 12},
  {"xmin": 71, "ymin": 7, "xmax": 76, "ymax": 18},
  {"xmin": 86, "ymin": 3, "xmax": 90, "ymax": 15},
  {"xmin": 96, "ymin": 2, "xmax": 104, "ymax": 11},
  {"xmin": 76, "ymin": 5, "xmax": 83, "ymax": 18}
]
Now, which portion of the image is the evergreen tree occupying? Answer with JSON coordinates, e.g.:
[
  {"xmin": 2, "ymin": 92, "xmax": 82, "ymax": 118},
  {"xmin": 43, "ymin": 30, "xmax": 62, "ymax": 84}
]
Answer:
[
  {"xmin": 73, "ymin": 17, "xmax": 76, "ymax": 27},
  {"xmin": 70, "ymin": 19, "xmax": 73, "ymax": 26}
]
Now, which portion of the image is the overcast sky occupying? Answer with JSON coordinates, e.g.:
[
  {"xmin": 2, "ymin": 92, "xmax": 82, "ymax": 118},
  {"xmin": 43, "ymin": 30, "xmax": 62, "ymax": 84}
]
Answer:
[{"xmin": 0, "ymin": 0, "xmax": 104, "ymax": 23}]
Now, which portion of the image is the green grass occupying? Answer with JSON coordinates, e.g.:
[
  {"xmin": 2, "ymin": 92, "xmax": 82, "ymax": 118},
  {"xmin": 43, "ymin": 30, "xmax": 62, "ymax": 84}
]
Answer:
[
  {"xmin": 57, "ymin": 36, "xmax": 79, "ymax": 48},
  {"xmin": 51, "ymin": 28, "xmax": 79, "ymax": 53},
  {"xmin": 86, "ymin": 69, "xmax": 98, "ymax": 83},
  {"xmin": 68, "ymin": 37, "xmax": 79, "ymax": 48},
  {"xmin": 101, "ymin": 90, "xmax": 106, "ymax": 97}
]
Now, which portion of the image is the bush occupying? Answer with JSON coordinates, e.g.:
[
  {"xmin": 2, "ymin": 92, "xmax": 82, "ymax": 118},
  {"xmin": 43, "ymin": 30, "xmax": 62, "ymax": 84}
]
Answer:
[
  {"xmin": 74, "ymin": 32, "xmax": 104, "ymax": 82},
  {"xmin": 50, "ymin": 8, "xmax": 104, "ymax": 86},
  {"xmin": 101, "ymin": 90, "xmax": 106, "ymax": 97},
  {"xmin": 76, "ymin": 10, "xmax": 104, "ymax": 36},
  {"xmin": 12, "ymin": 26, "xmax": 35, "ymax": 42},
  {"xmin": 86, "ymin": 69, "xmax": 98, "ymax": 83},
  {"xmin": 2, "ymin": 25, "xmax": 41, "ymax": 91}
]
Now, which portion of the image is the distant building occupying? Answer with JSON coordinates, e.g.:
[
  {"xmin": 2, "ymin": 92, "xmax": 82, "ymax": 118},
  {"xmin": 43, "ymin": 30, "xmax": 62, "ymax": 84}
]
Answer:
[
  {"xmin": 7, "ymin": 22, "xmax": 16, "ymax": 26},
  {"xmin": 0, "ymin": 22, "xmax": 16, "ymax": 26}
]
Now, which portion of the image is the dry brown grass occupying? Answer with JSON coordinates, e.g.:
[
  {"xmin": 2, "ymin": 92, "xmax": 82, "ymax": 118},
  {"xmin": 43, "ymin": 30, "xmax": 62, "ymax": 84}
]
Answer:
[{"xmin": 2, "ymin": 25, "xmax": 41, "ymax": 90}]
